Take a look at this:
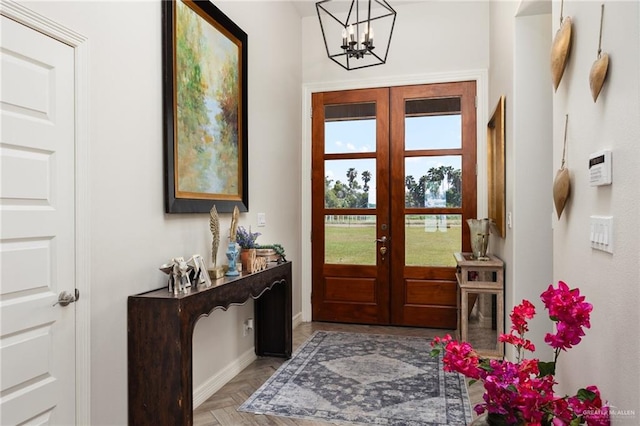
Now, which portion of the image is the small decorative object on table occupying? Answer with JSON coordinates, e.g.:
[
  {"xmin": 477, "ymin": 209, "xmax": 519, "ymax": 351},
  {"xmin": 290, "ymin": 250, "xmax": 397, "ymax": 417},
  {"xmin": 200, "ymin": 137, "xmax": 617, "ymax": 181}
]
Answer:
[
  {"xmin": 208, "ymin": 205, "xmax": 226, "ymax": 279},
  {"xmin": 187, "ymin": 254, "xmax": 211, "ymax": 288},
  {"xmin": 159, "ymin": 257, "xmax": 193, "ymax": 295},
  {"xmin": 256, "ymin": 243, "xmax": 287, "ymax": 263},
  {"xmin": 431, "ymin": 281, "xmax": 609, "ymax": 426},
  {"xmin": 241, "ymin": 248, "xmax": 268, "ymax": 273},
  {"xmin": 467, "ymin": 218, "xmax": 491, "ymax": 260},
  {"xmin": 226, "ymin": 206, "xmax": 241, "ymax": 277},
  {"xmin": 236, "ymin": 225, "xmax": 261, "ymax": 249},
  {"xmin": 236, "ymin": 225, "xmax": 261, "ymax": 271}
]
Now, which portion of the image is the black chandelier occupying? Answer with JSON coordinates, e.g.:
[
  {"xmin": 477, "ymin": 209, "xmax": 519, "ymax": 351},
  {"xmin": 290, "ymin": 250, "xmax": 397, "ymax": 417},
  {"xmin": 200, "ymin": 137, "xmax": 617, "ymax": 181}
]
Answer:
[{"xmin": 316, "ymin": 0, "xmax": 397, "ymax": 71}]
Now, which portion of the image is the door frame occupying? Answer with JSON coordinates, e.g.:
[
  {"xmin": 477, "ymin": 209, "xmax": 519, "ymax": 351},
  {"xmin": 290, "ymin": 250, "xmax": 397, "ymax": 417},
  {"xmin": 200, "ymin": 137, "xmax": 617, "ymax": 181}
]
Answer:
[
  {"xmin": 1, "ymin": 1, "xmax": 91, "ymax": 423},
  {"xmin": 301, "ymin": 69, "xmax": 489, "ymax": 322}
]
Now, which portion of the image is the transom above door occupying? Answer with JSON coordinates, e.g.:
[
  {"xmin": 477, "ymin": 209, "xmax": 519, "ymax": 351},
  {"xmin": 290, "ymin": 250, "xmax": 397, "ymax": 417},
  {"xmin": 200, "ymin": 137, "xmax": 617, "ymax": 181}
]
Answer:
[{"xmin": 311, "ymin": 81, "xmax": 477, "ymax": 328}]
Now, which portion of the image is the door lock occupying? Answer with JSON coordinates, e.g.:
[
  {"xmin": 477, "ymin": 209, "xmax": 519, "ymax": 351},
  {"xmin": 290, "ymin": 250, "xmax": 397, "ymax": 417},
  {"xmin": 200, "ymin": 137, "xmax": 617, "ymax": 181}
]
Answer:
[
  {"xmin": 53, "ymin": 289, "xmax": 79, "ymax": 307},
  {"xmin": 375, "ymin": 236, "xmax": 389, "ymax": 260}
]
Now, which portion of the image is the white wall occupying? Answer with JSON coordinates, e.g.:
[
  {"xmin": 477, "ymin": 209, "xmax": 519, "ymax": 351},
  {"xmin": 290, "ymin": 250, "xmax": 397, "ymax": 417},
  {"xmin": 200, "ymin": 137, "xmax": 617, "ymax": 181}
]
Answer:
[
  {"xmin": 489, "ymin": 0, "xmax": 554, "ymax": 361},
  {"xmin": 20, "ymin": 1, "xmax": 301, "ymax": 424},
  {"xmin": 490, "ymin": 1, "xmax": 640, "ymax": 417},
  {"xmin": 303, "ymin": 1, "xmax": 490, "ymax": 82},
  {"xmin": 551, "ymin": 1, "xmax": 640, "ymax": 421},
  {"xmin": 488, "ymin": 1, "xmax": 518, "ymax": 357},
  {"xmin": 512, "ymin": 11, "xmax": 554, "ymax": 361},
  {"xmin": 300, "ymin": 0, "xmax": 490, "ymax": 320}
]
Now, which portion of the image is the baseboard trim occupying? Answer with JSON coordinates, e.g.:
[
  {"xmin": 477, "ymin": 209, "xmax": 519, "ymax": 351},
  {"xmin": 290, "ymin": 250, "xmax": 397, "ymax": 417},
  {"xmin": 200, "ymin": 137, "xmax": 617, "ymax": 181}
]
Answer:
[
  {"xmin": 292, "ymin": 311, "xmax": 303, "ymax": 329},
  {"xmin": 193, "ymin": 347, "xmax": 257, "ymax": 409},
  {"xmin": 193, "ymin": 313, "xmax": 304, "ymax": 408}
]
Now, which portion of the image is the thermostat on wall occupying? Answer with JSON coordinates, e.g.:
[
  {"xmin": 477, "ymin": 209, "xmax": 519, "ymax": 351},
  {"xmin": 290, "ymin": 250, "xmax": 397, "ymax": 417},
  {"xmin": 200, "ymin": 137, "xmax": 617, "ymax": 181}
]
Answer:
[{"xmin": 588, "ymin": 150, "xmax": 612, "ymax": 186}]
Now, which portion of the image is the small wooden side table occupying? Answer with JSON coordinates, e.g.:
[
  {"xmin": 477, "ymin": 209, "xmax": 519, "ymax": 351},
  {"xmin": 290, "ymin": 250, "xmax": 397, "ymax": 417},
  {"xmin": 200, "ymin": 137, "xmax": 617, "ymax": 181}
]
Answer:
[{"xmin": 454, "ymin": 252, "xmax": 504, "ymax": 358}]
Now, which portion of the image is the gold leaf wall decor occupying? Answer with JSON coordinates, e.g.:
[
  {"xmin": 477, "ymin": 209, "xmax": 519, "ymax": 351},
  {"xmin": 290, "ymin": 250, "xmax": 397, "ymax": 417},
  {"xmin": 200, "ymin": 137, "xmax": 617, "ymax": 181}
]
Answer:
[
  {"xmin": 589, "ymin": 4, "xmax": 609, "ymax": 102},
  {"xmin": 551, "ymin": 0, "xmax": 572, "ymax": 91},
  {"xmin": 553, "ymin": 115, "xmax": 571, "ymax": 219}
]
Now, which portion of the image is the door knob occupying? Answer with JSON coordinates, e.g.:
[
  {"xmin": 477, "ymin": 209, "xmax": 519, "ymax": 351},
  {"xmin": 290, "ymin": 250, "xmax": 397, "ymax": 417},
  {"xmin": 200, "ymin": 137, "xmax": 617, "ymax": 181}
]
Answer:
[
  {"xmin": 375, "ymin": 236, "xmax": 389, "ymax": 260},
  {"xmin": 53, "ymin": 289, "xmax": 79, "ymax": 307}
]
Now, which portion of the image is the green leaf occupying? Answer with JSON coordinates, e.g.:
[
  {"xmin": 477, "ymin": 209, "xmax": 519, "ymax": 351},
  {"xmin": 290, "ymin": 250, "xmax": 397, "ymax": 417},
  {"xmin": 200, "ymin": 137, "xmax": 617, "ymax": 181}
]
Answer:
[
  {"xmin": 577, "ymin": 388, "xmax": 597, "ymax": 401},
  {"xmin": 569, "ymin": 417, "xmax": 581, "ymax": 426},
  {"xmin": 429, "ymin": 349, "xmax": 441, "ymax": 358},
  {"xmin": 479, "ymin": 363, "xmax": 493, "ymax": 372},
  {"xmin": 469, "ymin": 379, "xmax": 478, "ymax": 386},
  {"xmin": 538, "ymin": 361, "xmax": 556, "ymax": 376}
]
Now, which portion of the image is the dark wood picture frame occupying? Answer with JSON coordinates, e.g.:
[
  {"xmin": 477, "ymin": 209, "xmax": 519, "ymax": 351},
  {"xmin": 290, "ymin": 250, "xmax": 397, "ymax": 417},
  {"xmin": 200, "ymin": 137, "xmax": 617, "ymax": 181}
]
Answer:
[
  {"xmin": 487, "ymin": 96, "xmax": 506, "ymax": 237},
  {"xmin": 163, "ymin": 0, "xmax": 248, "ymax": 213}
]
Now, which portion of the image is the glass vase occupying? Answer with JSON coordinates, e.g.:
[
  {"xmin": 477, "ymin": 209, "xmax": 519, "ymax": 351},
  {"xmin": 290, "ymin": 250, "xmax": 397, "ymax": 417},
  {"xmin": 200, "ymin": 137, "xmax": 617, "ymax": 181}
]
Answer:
[{"xmin": 467, "ymin": 218, "xmax": 490, "ymax": 260}]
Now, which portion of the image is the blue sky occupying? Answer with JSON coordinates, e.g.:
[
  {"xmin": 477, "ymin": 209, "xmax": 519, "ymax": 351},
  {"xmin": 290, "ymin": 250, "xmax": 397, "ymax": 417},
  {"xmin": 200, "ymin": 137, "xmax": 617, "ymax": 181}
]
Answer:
[{"xmin": 324, "ymin": 115, "xmax": 461, "ymax": 205}]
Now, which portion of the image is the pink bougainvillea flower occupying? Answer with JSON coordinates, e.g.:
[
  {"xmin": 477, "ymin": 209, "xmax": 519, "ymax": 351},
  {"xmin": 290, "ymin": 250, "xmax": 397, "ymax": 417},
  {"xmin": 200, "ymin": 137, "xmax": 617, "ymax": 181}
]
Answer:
[
  {"xmin": 511, "ymin": 299, "xmax": 536, "ymax": 334},
  {"xmin": 541, "ymin": 281, "xmax": 592, "ymax": 327},
  {"xmin": 500, "ymin": 333, "xmax": 536, "ymax": 352},
  {"xmin": 431, "ymin": 281, "xmax": 605, "ymax": 426},
  {"xmin": 545, "ymin": 319, "xmax": 588, "ymax": 350},
  {"xmin": 441, "ymin": 340, "xmax": 482, "ymax": 379},
  {"xmin": 431, "ymin": 334, "xmax": 453, "ymax": 347},
  {"xmin": 542, "ymin": 282, "xmax": 593, "ymax": 351}
]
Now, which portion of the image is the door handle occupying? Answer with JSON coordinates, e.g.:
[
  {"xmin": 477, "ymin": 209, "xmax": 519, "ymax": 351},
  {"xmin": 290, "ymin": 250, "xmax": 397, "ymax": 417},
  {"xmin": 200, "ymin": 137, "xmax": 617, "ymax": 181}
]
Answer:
[
  {"xmin": 53, "ymin": 289, "xmax": 79, "ymax": 307},
  {"xmin": 375, "ymin": 236, "xmax": 389, "ymax": 260}
]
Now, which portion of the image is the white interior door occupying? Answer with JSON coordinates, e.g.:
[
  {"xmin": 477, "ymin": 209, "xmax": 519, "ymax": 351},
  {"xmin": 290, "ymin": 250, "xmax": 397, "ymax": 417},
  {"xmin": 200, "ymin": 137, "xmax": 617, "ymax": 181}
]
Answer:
[{"xmin": 1, "ymin": 15, "xmax": 77, "ymax": 425}]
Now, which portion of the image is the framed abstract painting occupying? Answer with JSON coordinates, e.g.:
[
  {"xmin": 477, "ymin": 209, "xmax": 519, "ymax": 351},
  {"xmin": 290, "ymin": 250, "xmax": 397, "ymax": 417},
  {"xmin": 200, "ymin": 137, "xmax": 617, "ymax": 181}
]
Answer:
[{"xmin": 163, "ymin": 0, "xmax": 248, "ymax": 213}]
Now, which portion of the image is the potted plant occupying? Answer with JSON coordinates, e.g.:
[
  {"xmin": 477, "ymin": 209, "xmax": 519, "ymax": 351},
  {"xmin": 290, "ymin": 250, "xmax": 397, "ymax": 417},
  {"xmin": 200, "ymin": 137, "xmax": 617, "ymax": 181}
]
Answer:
[
  {"xmin": 236, "ymin": 226, "xmax": 261, "ymax": 271},
  {"xmin": 431, "ymin": 281, "xmax": 609, "ymax": 426}
]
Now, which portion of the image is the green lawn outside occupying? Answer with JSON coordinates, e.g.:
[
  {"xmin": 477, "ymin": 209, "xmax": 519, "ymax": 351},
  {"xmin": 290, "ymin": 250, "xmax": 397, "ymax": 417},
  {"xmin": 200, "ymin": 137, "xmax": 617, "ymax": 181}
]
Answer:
[{"xmin": 325, "ymin": 220, "xmax": 461, "ymax": 267}]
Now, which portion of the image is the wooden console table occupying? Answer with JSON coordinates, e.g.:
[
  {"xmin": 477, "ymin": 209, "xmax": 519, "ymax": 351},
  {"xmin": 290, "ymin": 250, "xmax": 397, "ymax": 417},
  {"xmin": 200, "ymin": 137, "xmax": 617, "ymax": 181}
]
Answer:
[{"xmin": 128, "ymin": 261, "xmax": 292, "ymax": 425}]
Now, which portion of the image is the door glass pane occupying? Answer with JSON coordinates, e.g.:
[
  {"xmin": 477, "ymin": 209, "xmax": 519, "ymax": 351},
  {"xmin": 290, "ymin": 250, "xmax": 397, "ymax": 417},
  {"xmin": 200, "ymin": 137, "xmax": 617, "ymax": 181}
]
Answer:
[
  {"xmin": 405, "ymin": 97, "xmax": 461, "ymax": 150},
  {"xmin": 405, "ymin": 214, "xmax": 461, "ymax": 267},
  {"xmin": 325, "ymin": 215, "xmax": 376, "ymax": 264},
  {"xmin": 325, "ymin": 159, "xmax": 376, "ymax": 208},
  {"xmin": 405, "ymin": 156, "xmax": 461, "ymax": 208},
  {"xmin": 325, "ymin": 103, "xmax": 376, "ymax": 154}
]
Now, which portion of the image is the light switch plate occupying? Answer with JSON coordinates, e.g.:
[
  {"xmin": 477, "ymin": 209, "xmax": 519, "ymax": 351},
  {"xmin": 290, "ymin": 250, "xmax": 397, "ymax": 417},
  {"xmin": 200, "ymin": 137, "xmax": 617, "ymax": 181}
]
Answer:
[
  {"xmin": 590, "ymin": 216, "xmax": 613, "ymax": 253},
  {"xmin": 257, "ymin": 212, "xmax": 266, "ymax": 227}
]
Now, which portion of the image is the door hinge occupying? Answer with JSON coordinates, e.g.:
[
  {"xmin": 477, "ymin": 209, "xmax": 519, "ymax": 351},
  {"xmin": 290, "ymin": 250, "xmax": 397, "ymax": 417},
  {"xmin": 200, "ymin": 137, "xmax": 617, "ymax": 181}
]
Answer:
[
  {"xmin": 476, "ymin": 163, "xmax": 478, "ymax": 176},
  {"xmin": 310, "ymin": 231, "xmax": 313, "ymax": 242},
  {"xmin": 474, "ymin": 96, "xmax": 478, "ymax": 108},
  {"xmin": 310, "ymin": 106, "xmax": 313, "ymax": 119}
]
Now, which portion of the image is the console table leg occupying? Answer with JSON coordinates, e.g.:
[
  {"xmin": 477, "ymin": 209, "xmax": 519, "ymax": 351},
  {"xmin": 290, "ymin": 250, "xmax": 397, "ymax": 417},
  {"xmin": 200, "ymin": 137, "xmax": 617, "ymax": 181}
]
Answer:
[
  {"xmin": 128, "ymin": 299, "xmax": 193, "ymax": 425},
  {"xmin": 254, "ymin": 279, "xmax": 292, "ymax": 357}
]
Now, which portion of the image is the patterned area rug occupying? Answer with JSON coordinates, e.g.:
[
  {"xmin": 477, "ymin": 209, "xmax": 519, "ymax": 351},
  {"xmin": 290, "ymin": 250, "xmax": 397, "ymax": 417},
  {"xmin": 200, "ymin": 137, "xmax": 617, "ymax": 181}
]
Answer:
[{"xmin": 239, "ymin": 331, "xmax": 473, "ymax": 425}]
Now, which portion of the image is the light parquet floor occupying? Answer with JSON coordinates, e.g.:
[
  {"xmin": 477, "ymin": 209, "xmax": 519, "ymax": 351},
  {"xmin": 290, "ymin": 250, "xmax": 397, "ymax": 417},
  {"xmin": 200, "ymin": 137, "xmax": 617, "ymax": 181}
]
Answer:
[{"xmin": 193, "ymin": 322, "xmax": 485, "ymax": 425}]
